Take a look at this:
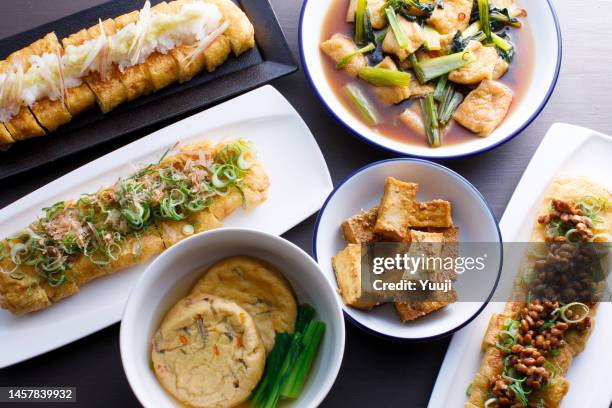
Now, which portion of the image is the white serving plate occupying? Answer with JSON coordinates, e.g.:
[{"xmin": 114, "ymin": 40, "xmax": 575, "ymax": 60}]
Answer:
[
  {"xmin": 428, "ymin": 123, "xmax": 612, "ymax": 408},
  {"xmin": 313, "ymin": 159, "xmax": 502, "ymax": 341},
  {"xmin": 121, "ymin": 229, "xmax": 345, "ymax": 408},
  {"xmin": 0, "ymin": 85, "xmax": 333, "ymax": 368},
  {"xmin": 300, "ymin": 0, "xmax": 561, "ymax": 159}
]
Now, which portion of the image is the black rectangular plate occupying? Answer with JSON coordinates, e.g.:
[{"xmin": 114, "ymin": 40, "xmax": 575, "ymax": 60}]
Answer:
[{"xmin": 0, "ymin": 0, "xmax": 296, "ymax": 180}]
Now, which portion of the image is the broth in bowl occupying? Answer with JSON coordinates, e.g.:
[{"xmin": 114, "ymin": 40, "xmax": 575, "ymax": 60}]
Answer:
[{"xmin": 319, "ymin": 0, "xmax": 533, "ymax": 148}]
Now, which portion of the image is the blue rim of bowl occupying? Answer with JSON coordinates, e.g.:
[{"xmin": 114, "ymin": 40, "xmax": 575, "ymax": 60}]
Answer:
[
  {"xmin": 298, "ymin": 0, "xmax": 563, "ymax": 160},
  {"xmin": 311, "ymin": 158, "xmax": 504, "ymax": 342}
]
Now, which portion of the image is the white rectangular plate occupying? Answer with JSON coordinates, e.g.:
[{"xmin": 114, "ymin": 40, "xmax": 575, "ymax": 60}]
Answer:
[
  {"xmin": 0, "ymin": 85, "xmax": 333, "ymax": 368},
  {"xmin": 428, "ymin": 123, "xmax": 612, "ymax": 408}
]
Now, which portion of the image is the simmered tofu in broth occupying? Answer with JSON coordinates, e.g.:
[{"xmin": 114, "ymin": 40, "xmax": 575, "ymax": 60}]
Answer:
[{"xmin": 320, "ymin": 0, "xmax": 532, "ymax": 148}]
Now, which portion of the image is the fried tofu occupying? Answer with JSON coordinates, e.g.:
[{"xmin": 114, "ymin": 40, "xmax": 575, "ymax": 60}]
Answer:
[
  {"xmin": 448, "ymin": 41, "xmax": 498, "ymax": 85},
  {"xmin": 204, "ymin": 0, "xmax": 255, "ymax": 56},
  {"xmin": 408, "ymin": 199, "xmax": 453, "ymax": 228},
  {"xmin": 0, "ymin": 60, "xmax": 46, "ymax": 140},
  {"xmin": 374, "ymin": 177, "xmax": 418, "ymax": 241},
  {"xmin": 410, "ymin": 229, "xmax": 444, "ymax": 244},
  {"xmin": 382, "ymin": 17, "xmax": 425, "ymax": 61},
  {"xmin": 346, "ymin": 0, "xmax": 387, "ymax": 29},
  {"xmin": 453, "ymin": 80, "xmax": 513, "ymax": 136},
  {"xmin": 427, "ymin": 0, "xmax": 472, "ymax": 34},
  {"xmin": 320, "ymin": 33, "xmax": 367, "ymax": 78},
  {"xmin": 156, "ymin": 210, "xmax": 222, "ymax": 247},
  {"xmin": 400, "ymin": 104, "xmax": 426, "ymax": 137},
  {"xmin": 372, "ymin": 57, "xmax": 411, "ymax": 105},
  {"xmin": 332, "ymin": 244, "xmax": 378, "ymax": 309},
  {"xmin": 113, "ymin": 11, "xmax": 155, "ymax": 100},
  {"xmin": 342, "ymin": 207, "xmax": 381, "ymax": 244},
  {"xmin": 0, "ymin": 124, "xmax": 14, "ymax": 146},
  {"xmin": 492, "ymin": 57, "xmax": 509, "ymax": 80},
  {"xmin": 409, "ymin": 79, "xmax": 435, "ymax": 98}
]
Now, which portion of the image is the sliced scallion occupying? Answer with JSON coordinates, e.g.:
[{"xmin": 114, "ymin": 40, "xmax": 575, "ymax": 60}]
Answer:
[
  {"xmin": 419, "ymin": 94, "xmax": 441, "ymax": 147},
  {"xmin": 385, "ymin": 6, "xmax": 408, "ymax": 49},
  {"xmin": 358, "ymin": 66, "xmax": 412, "ymax": 87},
  {"xmin": 478, "ymin": 0, "xmax": 492, "ymax": 42},
  {"xmin": 417, "ymin": 50, "xmax": 476, "ymax": 82},
  {"xmin": 354, "ymin": 0, "xmax": 367, "ymax": 44},
  {"xmin": 342, "ymin": 83, "xmax": 381, "ymax": 126},
  {"xmin": 423, "ymin": 25, "xmax": 441, "ymax": 51},
  {"xmin": 336, "ymin": 43, "xmax": 375, "ymax": 69}
]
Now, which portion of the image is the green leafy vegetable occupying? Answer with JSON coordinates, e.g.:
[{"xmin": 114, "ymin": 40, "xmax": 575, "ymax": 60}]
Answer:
[
  {"xmin": 415, "ymin": 50, "xmax": 476, "ymax": 82},
  {"xmin": 419, "ymin": 94, "xmax": 441, "ymax": 147},
  {"xmin": 342, "ymin": 83, "xmax": 381, "ymax": 126},
  {"xmin": 355, "ymin": 0, "xmax": 367, "ymax": 44},
  {"xmin": 385, "ymin": 6, "xmax": 408, "ymax": 49},
  {"xmin": 477, "ymin": 0, "xmax": 492, "ymax": 42}
]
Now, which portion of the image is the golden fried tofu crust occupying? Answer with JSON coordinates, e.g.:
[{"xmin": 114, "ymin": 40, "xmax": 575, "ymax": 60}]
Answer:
[
  {"xmin": 394, "ymin": 301, "xmax": 450, "ymax": 322},
  {"xmin": 374, "ymin": 177, "xmax": 418, "ymax": 241},
  {"xmin": 342, "ymin": 207, "xmax": 381, "ymax": 244},
  {"xmin": 332, "ymin": 244, "xmax": 378, "ymax": 310},
  {"xmin": 0, "ymin": 123, "xmax": 15, "ymax": 146},
  {"xmin": 156, "ymin": 210, "xmax": 222, "ymax": 248},
  {"xmin": 408, "ymin": 199, "xmax": 453, "ymax": 228},
  {"xmin": 204, "ymin": 0, "xmax": 255, "ymax": 56},
  {"xmin": 4, "ymin": 107, "xmax": 46, "ymax": 141}
]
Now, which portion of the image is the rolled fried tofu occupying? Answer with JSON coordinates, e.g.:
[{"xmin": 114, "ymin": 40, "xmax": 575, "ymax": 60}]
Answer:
[
  {"xmin": 62, "ymin": 23, "xmax": 128, "ymax": 114},
  {"xmin": 0, "ymin": 241, "xmax": 51, "ymax": 314},
  {"xmin": 23, "ymin": 33, "xmax": 73, "ymax": 132},
  {"xmin": 113, "ymin": 11, "xmax": 155, "ymax": 100},
  {"xmin": 0, "ymin": 60, "xmax": 46, "ymax": 140},
  {"xmin": 0, "ymin": 123, "xmax": 15, "ymax": 147},
  {"xmin": 146, "ymin": 2, "xmax": 181, "ymax": 90},
  {"xmin": 86, "ymin": 19, "xmax": 129, "ymax": 112},
  {"xmin": 204, "ymin": 0, "xmax": 255, "ymax": 56}
]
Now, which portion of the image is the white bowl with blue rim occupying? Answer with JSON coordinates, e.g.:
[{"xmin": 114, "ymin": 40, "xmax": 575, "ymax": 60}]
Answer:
[
  {"xmin": 313, "ymin": 159, "xmax": 502, "ymax": 341},
  {"xmin": 299, "ymin": 0, "xmax": 562, "ymax": 159}
]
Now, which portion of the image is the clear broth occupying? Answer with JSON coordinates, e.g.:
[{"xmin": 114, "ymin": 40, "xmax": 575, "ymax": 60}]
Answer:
[{"xmin": 320, "ymin": 1, "xmax": 535, "ymax": 147}]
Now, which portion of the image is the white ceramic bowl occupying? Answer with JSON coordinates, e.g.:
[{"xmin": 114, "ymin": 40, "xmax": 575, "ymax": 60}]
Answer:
[
  {"xmin": 299, "ymin": 0, "xmax": 562, "ymax": 159},
  {"xmin": 313, "ymin": 159, "xmax": 502, "ymax": 340},
  {"xmin": 120, "ymin": 228, "xmax": 345, "ymax": 408}
]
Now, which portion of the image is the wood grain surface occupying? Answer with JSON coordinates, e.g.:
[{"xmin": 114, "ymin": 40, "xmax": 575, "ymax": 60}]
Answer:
[{"xmin": 0, "ymin": 1, "xmax": 611, "ymax": 407}]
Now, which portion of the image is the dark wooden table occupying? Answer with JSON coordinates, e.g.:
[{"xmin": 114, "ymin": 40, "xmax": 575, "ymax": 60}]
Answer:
[{"xmin": 1, "ymin": 1, "xmax": 611, "ymax": 407}]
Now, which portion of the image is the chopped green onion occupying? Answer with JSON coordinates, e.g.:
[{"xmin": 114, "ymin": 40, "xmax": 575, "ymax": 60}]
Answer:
[
  {"xmin": 336, "ymin": 43, "xmax": 375, "ymax": 69},
  {"xmin": 419, "ymin": 94, "xmax": 441, "ymax": 147},
  {"xmin": 342, "ymin": 83, "xmax": 381, "ymax": 126},
  {"xmin": 358, "ymin": 66, "xmax": 412, "ymax": 87},
  {"xmin": 557, "ymin": 302, "xmax": 589, "ymax": 323},
  {"xmin": 416, "ymin": 50, "xmax": 476, "ymax": 82},
  {"xmin": 484, "ymin": 398, "xmax": 497, "ymax": 408},
  {"xmin": 478, "ymin": 0, "xmax": 492, "ymax": 42},
  {"xmin": 492, "ymin": 33, "xmax": 513, "ymax": 52},
  {"xmin": 465, "ymin": 383, "xmax": 472, "ymax": 397},
  {"xmin": 433, "ymin": 75, "xmax": 448, "ymax": 102},
  {"xmin": 355, "ymin": 0, "xmax": 367, "ymax": 44},
  {"xmin": 409, "ymin": 53, "xmax": 426, "ymax": 84},
  {"xmin": 462, "ymin": 21, "xmax": 482, "ymax": 39},
  {"xmin": 437, "ymin": 83, "xmax": 463, "ymax": 125},
  {"xmin": 385, "ymin": 7, "xmax": 408, "ymax": 49},
  {"xmin": 182, "ymin": 224, "xmax": 195, "ymax": 235}
]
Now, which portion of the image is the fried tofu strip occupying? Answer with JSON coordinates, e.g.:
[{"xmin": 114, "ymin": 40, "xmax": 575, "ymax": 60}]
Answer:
[
  {"xmin": 0, "ymin": 242, "xmax": 51, "ymax": 314},
  {"xmin": 20, "ymin": 33, "xmax": 73, "ymax": 132},
  {"xmin": 0, "ymin": 60, "xmax": 46, "ymax": 141},
  {"xmin": 0, "ymin": 123, "xmax": 14, "ymax": 147},
  {"xmin": 113, "ymin": 11, "xmax": 155, "ymax": 100},
  {"xmin": 408, "ymin": 199, "xmax": 453, "ymax": 228},
  {"xmin": 62, "ymin": 22, "xmax": 129, "ymax": 113},
  {"xmin": 466, "ymin": 177, "xmax": 609, "ymax": 407},
  {"xmin": 204, "ymin": 0, "xmax": 254, "ymax": 56},
  {"xmin": 0, "ymin": 139, "xmax": 268, "ymax": 314},
  {"xmin": 320, "ymin": 33, "xmax": 367, "ymax": 78}
]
